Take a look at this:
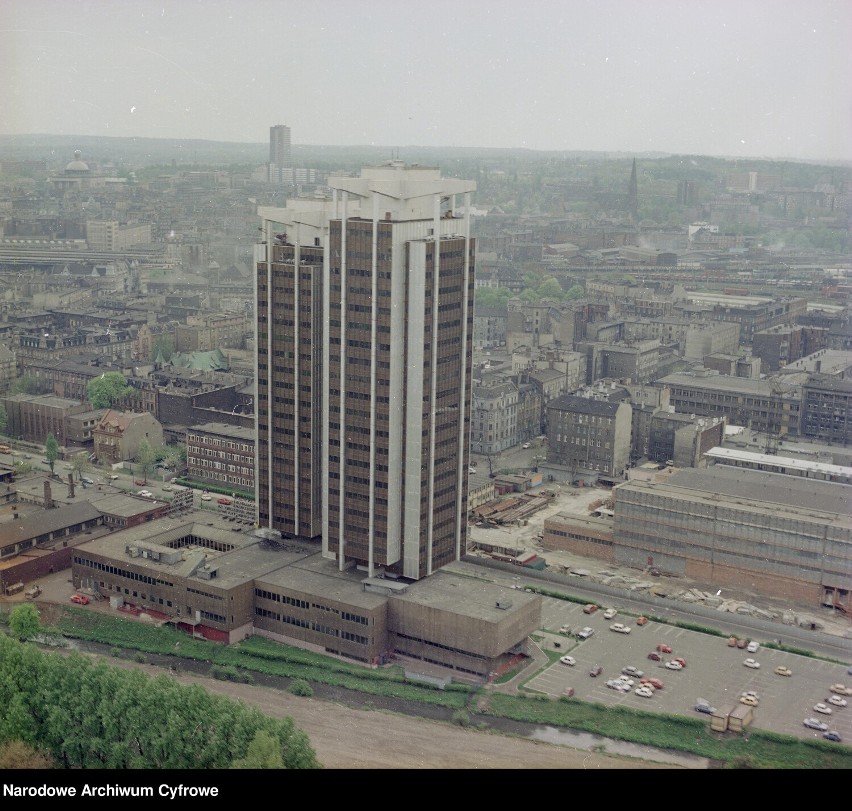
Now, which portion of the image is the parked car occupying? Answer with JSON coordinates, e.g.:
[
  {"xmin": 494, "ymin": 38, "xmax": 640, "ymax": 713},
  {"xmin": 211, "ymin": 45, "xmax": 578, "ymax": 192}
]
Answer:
[
  {"xmin": 813, "ymin": 703, "xmax": 833, "ymax": 715},
  {"xmin": 656, "ymin": 644, "xmax": 672, "ymax": 653},
  {"xmin": 736, "ymin": 638, "xmax": 749, "ymax": 649},
  {"xmin": 746, "ymin": 640, "xmax": 760, "ymax": 653},
  {"xmin": 134, "ymin": 479, "xmax": 146, "ymax": 486},
  {"xmin": 606, "ymin": 679, "xmax": 629, "ymax": 692},
  {"xmin": 741, "ymin": 690, "xmax": 760, "ymax": 701},
  {"xmin": 694, "ymin": 702, "xmax": 716, "ymax": 715},
  {"xmin": 521, "ymin": 443, "xmax": 530, "ymax": 449},
  {"xmin": 743, "ymin": 658, "xmax": 761, "ymax": 669},
  {"xmin": 589, "ymin": 665, "xmax": 603, "ymax": 677},
  {"xmin": 559, "ymin": 655, "xmax": 576, "ymax": 666},
  {"xmin": 727, "ymin": 636, "xmax": 738, "ymax": 647},
  {"xmin": 740, "ymin": 695, "xmax": 759, "ymax": 707},
  {"xmin": 823, "ymin": 731, "xmax": 843, "ymax": 742},
  {"xmin": 583, "ymin": 604, "xmax": 598, "ymax": 614},
  {"xmin": 830, "ymin": 683, "xmax": 852, "ymax": 696},
  {"xmin": 673, "ymin": 657, "xmax": 687, "ymax": 668},
  {"xmin": 217, "ymin": 497, "xmax": 233, "ymax": 505},
  {"xmin": 137, "ymin": 490, "xmax": 153, "ymax": 498},
  {"xmin": 109, "ymin": 474, "xmax": 119, "ymax": 480},
  {"xmin": 200, "ymin": 494, "xmax": 213, "ymax": 501},
  {"xmin": 634, "ymin": 687, "xmax": 654, "ymax": 698},
  {"xmin": 646, "ymin": 678, "xmax": 664, "ymax": 690},
  {"xmin": 827, "ymin": 695, "xmax": 847, "ymax": 708},
  {"xmin": 622, "ymin": 666, "xmax": 644, "ymax": 678},
  {"xmin": 70, "ymin": 594, "xmax": 89, "ymax": 605},
  {"xmin": 609, "ymin": 623, "xmax": 631, "ymax": 634},
  {"xmin": 803, "ymin": 718, "xmax": 829, "ymax": 731},
  {"xmin": 647, "ymin": 651, "xmax": 662, "ymax": 661},
  {"xmin": 636, "ymin": 616, "xmax": 648, "ymax": 626},
  {"xmin": 577, "ymin": 627, "xmax": 594, "ymax": 640},
  {"xmin": 558, "ymin": 625, "xmax": 572, "ymax": 636},
  {"xmin": 664, "ymin": 660, "xmax": 683, "ymax": 671},
  {"xmin": 602, "ymin": 608, "xmax": 617, "ymax": 620},
  {"xmin": 774, "ymin": 665, "xmax": 792, "ymax": 677},
  {"xmin": 162, "ymin": 484, "xmax": 174, "ymax": 491}
]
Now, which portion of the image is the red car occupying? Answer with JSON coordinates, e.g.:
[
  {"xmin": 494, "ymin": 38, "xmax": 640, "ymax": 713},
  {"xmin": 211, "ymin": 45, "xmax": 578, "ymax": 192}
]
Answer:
[
  {"xmin": 673, "ymin": 657, "xmax": 687, "ymax": 668},
  {"xmin": 656, "ymin": 644, "xmax": 672, "ymax": 653},
  {"xmin": 583, "ymin": 604, "xmax": 598, "ymax": 615},
  {"xmin": 648, "ymin": 678, "xmax": 664, "ymax": 690},
  {"xmin": 636, "ymin": 616, "xmax": 649, "ymax": 626},
  {"xmin": 736, "ymin": 638, "xmax": 748, "ymax": 649},
  {"xmin": 647, "ymin": 651, "xmax": 662, "ymax": 661},
  {"xmin": 217, "ymin": 497, "xmax": 233, "ymax": 505},
  {"xmin": 70, "ymin": 594, "xmax": 90, "ymax": 605},
  {"xmin": 589, "ymin": 664, "xmax": 603, "ymax": 677},
  {"xmin": 727, "ymin": 636, "xmax": 738, "ymax": 647},
  {"xmin": 134, "ymin": 479, "xmax": 146, "ymax": 486}
]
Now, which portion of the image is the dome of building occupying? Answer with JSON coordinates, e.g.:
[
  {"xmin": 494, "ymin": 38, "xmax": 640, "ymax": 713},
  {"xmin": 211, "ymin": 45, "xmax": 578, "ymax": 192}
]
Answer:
[{"xmin": 65, "ymin": 150, "xmax": 90, "ymax": 172}]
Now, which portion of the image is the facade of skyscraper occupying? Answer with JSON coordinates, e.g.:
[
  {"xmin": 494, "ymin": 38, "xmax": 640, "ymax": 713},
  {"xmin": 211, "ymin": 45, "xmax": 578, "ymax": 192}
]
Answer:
[
  {"xmin": 268, "ymin": 124, "xmax": 292, "ymax": 181},
  {"xmin": 256, "ymin": 161, "xmax": 477, "ymax": 580}
]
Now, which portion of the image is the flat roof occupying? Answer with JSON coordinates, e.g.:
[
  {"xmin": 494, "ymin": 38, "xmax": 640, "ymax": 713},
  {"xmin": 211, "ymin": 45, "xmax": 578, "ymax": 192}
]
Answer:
[
  {"xmin": 705, "ymin": 447, "xmax": 852, "ymax": 478},
  {"xmin": 391, "ymin": 568, "xmax": 539, "ymax": 623},
  {"xmin": 617, "ymin": 466, "xmax": 852, "ymax": 521}
]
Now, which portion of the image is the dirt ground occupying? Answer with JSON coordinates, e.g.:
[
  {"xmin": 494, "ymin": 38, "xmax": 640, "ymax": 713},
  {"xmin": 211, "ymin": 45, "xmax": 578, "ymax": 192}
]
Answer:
[{"xmin": 60, "ymin": 646, "xmax": 683, "ymax": 770}]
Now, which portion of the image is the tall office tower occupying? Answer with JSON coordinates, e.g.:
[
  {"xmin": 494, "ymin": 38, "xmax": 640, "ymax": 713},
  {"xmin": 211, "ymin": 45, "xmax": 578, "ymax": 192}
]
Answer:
[
  {"xmin": 255, "ymin": 198, "xmax": 331, "ymax": 541},
  {"xmin": 269, "ymin": 124, "xmax": 292, "ymax": 181},
  {"xmin": 255, "ymin": 161, "xmax": 477, "ymax": 580}
]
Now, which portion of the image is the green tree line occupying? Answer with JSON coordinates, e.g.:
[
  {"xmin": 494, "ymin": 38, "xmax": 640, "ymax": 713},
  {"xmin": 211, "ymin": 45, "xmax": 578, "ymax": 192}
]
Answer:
[{"xmin": 0, "ymin": 634, "xmax": 320, "ymax": 769}]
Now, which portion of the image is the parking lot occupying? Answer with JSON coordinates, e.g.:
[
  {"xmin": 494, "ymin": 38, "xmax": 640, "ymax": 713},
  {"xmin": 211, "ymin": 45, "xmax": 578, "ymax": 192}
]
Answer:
[{"xmin": 526, "ymin": 595, "xmax": 851, "ymax": 744}]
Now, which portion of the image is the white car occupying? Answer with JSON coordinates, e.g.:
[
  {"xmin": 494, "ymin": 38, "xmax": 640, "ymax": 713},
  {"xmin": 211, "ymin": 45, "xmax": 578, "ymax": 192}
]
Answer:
[
  {"xmin": 622, "ymin": 666, "xmax": 644, "ymax": 678},
  {"xmin": 559, "ymin": 655, "xmax": 576, "ymax": 666},
  {"xmin": 827, "ymin": 695, "xmax": 848, "ymax": 707},
  {"xmin": 830, "ymin": 684, "xmax": 852, "ymax": 696},
  {"xmin": 634, "ymin": 686, "xmax": 654, "ymax": 698},
  {"xmin": 743, "ymin": 658, "xmax": 761, "ymax": 669},
  {"xmin": 609, "ymin": 623, "xmax": 631, "ymax": 634},
  {"xmin": 137, "ymin": 490, "xmax": 153, "ymax": 498},
  {"xmin": 577, "ymin": 627, "xmax": 594, "ymax": 640},
  {"xmin": 162, "ymin": 484, "xmax": 174, "ymax": 491},
  {"xmin": 746, "ymin": 641, "xmax": 760, "ymax": 653},
  {"xmin": 803, "ymin": 717, "xmax": 829, "ymax": 731},
  {"xmin": 813, "ymin": 703, "xmax": 833, "ymax": 715},
  {"xmin": 664, "ymin": 660, "xmax": 683, "ymax": 671},
  {"xmin": 603, "ymin": 608, "xmax": 617, "ymax": 620},
  {"xmin": 200, "ymin": 494, "xmax": 213, "ymax": 501}
]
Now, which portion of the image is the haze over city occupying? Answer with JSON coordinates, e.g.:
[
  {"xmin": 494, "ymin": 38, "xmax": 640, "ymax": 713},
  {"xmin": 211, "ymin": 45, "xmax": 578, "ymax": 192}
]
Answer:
[{"xmin": 3, "ymin": 0, "xmax": 852, "ymax": 162}]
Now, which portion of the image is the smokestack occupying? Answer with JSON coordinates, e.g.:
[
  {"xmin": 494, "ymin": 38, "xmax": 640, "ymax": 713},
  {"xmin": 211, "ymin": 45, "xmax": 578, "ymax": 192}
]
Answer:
[
  {"xmin": 68, "ymin": 472, "xmax": 75, "ymax": 498},
  {"xmin": 43, "ymin": 480, "xmax": 54, "ymax": 509}
]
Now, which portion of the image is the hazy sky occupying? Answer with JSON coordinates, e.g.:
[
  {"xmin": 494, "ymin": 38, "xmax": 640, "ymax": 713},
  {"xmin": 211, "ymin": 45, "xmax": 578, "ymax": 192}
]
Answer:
[{"xmin": 3, "ymin": 0, "xmax": 851, "ymax": 161}]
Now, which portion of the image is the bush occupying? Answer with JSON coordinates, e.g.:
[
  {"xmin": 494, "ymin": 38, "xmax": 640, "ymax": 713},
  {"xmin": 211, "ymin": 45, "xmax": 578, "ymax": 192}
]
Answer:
[
  {"xmin": 133, "ymin": 652, "xmax": 145, "ymax": 663},
  {"xmin": 451, "ymin": 709, "xmax": 470, "ymax": 727},
  {"xmin": 111, "ymin": 647, "xmax": 122, "ymax": 657},
  {"xmin": 288, "ymin": 679, "xmax": 314, "ymax": 697}
]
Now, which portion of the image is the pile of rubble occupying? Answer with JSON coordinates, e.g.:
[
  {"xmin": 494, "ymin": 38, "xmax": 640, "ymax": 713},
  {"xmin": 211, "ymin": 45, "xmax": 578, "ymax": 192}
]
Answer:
[{"xmin": 557, "ymin": 565, "xmax": 843, "ymax": 635}]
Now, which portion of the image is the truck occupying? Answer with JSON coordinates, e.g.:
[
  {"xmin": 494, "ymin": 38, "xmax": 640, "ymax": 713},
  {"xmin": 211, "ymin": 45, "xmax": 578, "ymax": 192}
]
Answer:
[
  {"xmin": 24, "ymin": 584, "xmax": 42, "ymax": 599},
  {"xmin": 728, "ymin": 702, "xmax": 755, "ymax": 732},
  {"xmin": 710, "ymin": 704, "xmax": 736, "ymax": 732},
  {"xmin": 4, "ymin": 582, "xmax": 24, "ymax": 596}
]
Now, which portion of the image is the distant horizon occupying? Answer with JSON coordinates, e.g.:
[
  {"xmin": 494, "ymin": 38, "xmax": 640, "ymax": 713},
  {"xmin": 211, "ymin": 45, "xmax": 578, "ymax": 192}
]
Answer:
[{"xmin": 3, "ymin": 132, "xmax": 849, "ymax": 167}]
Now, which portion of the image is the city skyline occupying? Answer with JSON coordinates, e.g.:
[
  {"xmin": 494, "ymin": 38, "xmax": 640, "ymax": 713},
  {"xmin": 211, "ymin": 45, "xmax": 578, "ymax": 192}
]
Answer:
[{"xmin": 3, "ymin": 0, "xmax": 852, "ymax": 163}]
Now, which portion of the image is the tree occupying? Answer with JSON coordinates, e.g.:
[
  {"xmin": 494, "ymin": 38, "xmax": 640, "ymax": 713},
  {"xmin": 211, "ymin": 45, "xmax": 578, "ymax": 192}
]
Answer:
[
  {"xmin": 71, "ymin": 451, "xmax": 91, "ymax": 481},
  {"xmin": 87, "ymin": 372, "xmax": 132, "ymax": 409},
  {"xmin": 9, "ymin": 603, "xmax": 41, "ymax": 641},
  {"xmin": 231, "ymin": 730, "xmax": 285, "ymax": 769},
  {"xmin": 135, "ymin": 439, "xmax": 157, "ymax": 485},
  {"xmin": 44, "ymin": 433, "xmax": 59, "ymax": 473}
]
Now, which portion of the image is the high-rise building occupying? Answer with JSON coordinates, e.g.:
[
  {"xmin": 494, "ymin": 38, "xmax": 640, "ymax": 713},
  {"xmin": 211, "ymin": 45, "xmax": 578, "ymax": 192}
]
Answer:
[
  {"xmin": 268, "ymin": 124, "xmax": 292, "ymax": 180},
  {"xmin": 255, "ymin": 161, "xmax": 477, "ymax": 580}
]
